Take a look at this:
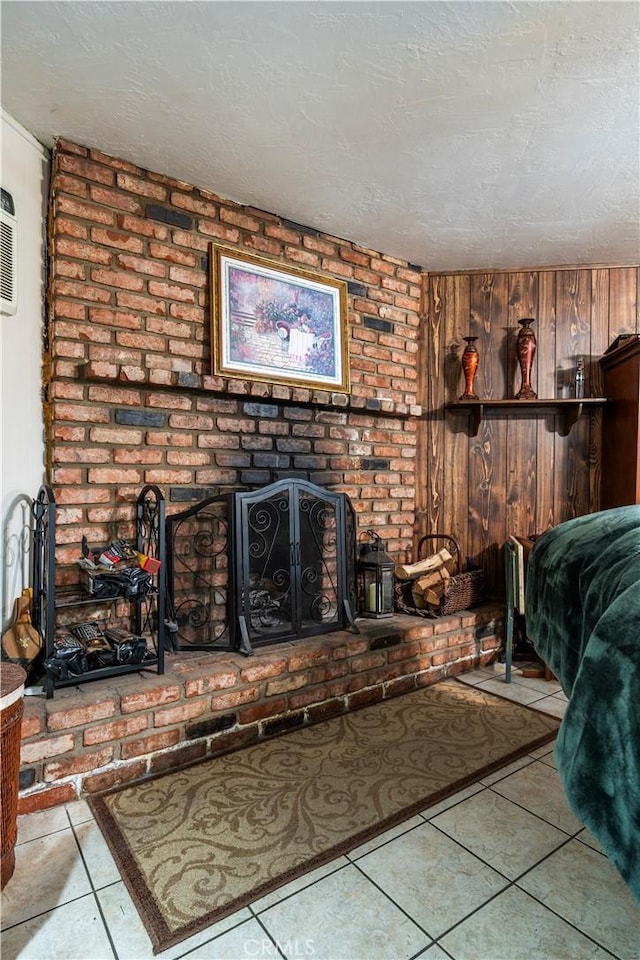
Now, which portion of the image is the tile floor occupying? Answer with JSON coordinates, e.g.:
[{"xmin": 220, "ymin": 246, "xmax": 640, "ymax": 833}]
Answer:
[{"xmin": 2, "ymin": 662, "xmax": 640, "ymax": 960}]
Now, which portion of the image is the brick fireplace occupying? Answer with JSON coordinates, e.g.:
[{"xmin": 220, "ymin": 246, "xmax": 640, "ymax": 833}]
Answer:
[
  {"xmin": 47, "ymin": 138, "xmax": 423, "ymax": 567},
  {"xmin": 17, "ymin": 140, "xmax": 504, "ymax": 813}
]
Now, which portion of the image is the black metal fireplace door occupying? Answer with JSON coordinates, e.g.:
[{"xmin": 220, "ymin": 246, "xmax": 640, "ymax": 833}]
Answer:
[
  {"xmin": 232, "ymin": 478, "xmax": 357, "ymax": 655},
  {"xmin": 165, "ymin": 478, "xmax": 357, "ymax": 656}
]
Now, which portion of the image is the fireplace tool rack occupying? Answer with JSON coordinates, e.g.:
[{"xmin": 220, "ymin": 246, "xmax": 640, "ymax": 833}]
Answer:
[
  {"xmin": 31, "ymin": 484, "xmax": 166, "ymax": 698},
  {"xmin": 165, "ymin": 478, "xmax": 359, "ymax": 656}
]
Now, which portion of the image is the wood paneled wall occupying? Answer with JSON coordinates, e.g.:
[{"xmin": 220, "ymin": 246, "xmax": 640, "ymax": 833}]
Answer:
[{"xmin": 418, "ymin": 266, "xmax": 640, "ymax": 595}]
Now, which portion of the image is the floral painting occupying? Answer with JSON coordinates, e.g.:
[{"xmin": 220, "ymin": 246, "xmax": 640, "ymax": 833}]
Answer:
[{"xmin": 211, "ymin": 245, "xmax": 350, "ymax": 392}]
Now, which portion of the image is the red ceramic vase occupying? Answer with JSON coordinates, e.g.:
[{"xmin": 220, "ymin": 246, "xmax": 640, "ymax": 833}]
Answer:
[{"xmin": 515, "ymin": 318, "xmax": 537, "ymax": 399}]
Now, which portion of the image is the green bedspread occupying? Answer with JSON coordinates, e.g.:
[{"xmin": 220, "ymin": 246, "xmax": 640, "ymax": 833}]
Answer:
[{"xmin": 526, "ymin": 505, "xmax": 640, "ymax": 903}]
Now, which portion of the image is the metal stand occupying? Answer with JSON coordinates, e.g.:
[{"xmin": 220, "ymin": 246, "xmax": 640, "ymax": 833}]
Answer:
[{"xmin": 31, "ymin": 485, "xmax": 166, "ymax": 698}]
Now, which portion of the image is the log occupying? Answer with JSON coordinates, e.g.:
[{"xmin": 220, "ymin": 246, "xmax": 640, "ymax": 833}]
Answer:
[
  {"xmin": 395, "ymin": 548, "xmax": 452, "ymax": 580},
  {"xmin": 423, "ymin": 587, "xmax": 444, "ymax": 606},
  {"xmin": 412, "ymin": 567, "xmax": 450, "ymax": 607},
  {"xmin": 412, "ymin": 567, "xmax": 451, "ymax": 595}
]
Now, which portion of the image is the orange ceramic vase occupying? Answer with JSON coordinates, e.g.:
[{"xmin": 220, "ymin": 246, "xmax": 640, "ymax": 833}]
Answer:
[{"xmin": 460, "ymin": 336, "xmax": 480, "ymax": 399}]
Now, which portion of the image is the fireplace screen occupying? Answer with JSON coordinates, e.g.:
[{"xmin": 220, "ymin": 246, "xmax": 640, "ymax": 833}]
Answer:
[
  {"xmin": 166, "ymin": 479, "xmax": 357, "ymax": 655},
  {"xmin": 165, "ymin": 494, "xmax": 232, "ymax": 652}
]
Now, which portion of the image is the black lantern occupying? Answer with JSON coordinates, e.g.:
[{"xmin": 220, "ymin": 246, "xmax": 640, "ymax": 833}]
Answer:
[{"xmin": 359, "ymin": 530, "xmax": 395, "ymax": 618}]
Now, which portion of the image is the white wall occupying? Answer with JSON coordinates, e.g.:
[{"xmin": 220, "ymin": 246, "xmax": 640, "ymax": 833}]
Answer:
[{"xmin": 1, "ymin": 111, "xmax": 49, "ymax": 630}]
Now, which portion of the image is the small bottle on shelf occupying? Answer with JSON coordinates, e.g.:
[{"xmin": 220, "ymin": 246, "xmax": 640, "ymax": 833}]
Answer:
[{"xmin": 574, "ymin": 358, "xmax": 585, "ymax": 398}]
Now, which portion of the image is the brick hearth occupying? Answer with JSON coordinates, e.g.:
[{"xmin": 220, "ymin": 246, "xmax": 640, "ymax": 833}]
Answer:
[{"xmin": 18, "ymin": 606, "xmax": 502, "ymax": 814}]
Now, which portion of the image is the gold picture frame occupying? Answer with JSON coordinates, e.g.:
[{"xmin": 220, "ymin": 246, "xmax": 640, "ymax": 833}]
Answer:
[{"xmin": 210, "ymin": 244, "xmax": 350, "ymax": 392}]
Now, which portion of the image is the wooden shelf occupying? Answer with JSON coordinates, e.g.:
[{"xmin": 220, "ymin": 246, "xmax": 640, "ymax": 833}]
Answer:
[{"xmin": 446, "ymin": 398, "xmax": 607, "ymax": 436}]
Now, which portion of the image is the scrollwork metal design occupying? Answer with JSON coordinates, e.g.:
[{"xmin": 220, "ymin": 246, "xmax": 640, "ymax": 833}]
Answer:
[
  {"xmin": 167, "ymin": 480, "xmax": 357, "ymax": 654},
  {"xmin": 165, "ymin": 496, "xmax": 231, "ymax": 650}
]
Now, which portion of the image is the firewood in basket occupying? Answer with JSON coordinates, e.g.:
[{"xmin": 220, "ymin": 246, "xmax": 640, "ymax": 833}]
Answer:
[
  {"xmin": 412, "ymin": 567, "xmax": 451, "ymax": 595},
  {"xmin": 395, "ymin": 548, "xmax": 453, "ymax": 580},
  {"xmin": 423, "ymin": 587, "xmax": 445, "ymax": 607},
  {"xmin": 412, "ymin": 567, "xmax": 450, "ymax": 607}
]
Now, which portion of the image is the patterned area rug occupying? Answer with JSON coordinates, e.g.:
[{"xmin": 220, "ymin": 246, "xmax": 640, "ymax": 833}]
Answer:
[{"xmin": 90, "ymin": 679, "xmax": 560, "ymax": 953}]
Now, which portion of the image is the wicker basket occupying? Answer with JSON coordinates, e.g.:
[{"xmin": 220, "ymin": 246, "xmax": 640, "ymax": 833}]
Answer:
[
  {"xmin": 1, "ymin": 662, "xmax": 26, "ymax": 891},
  {"xmin": 395, "ymin": 534, "xmax": 485, "ymax": 617}
]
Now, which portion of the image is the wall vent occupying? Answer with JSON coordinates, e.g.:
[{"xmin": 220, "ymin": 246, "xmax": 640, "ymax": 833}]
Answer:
[{"xmin": 1, "ymin": 187, "xmax": 18, "ymax": 315}]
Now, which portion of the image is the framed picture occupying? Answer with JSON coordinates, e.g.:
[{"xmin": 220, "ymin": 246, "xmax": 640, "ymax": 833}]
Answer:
[{"xmin": 210, "ymin": 244, "xmax": 350, "ymax": 392}]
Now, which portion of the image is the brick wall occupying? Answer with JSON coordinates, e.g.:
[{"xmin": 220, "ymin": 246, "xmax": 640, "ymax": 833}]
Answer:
[{"xmin": 47, "ymin": 140, "xmax": 424, "ymax": 563}]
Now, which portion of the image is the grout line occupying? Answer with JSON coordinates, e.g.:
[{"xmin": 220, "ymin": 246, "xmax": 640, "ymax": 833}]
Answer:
[
  {"xmin": 407, "ymin": 940, "xmax": 441, "ymax": 960},
  {"xmin": 420, "ymin": 834, "xmax": 615, "ymax": 959},
  {"xmin": 14, "ymin": 823, "xmax": 73, "ymax": 847},
  {"xmin": 69, "ymin": 818, "xmax": 121, "ymax": 960},
  {"xmin": 349, "ymin": 857, "xmax": 437, "ymax": 943},
  {"xmin": 249, "ymin": 911, "xmax": 288, "ymax": 960},
  {"xmin": 428, "ymin": 827, "xmax": 622, "ymax": 960},
  {"xmin": 512, "ymin": 876, "xmax": 622, "ymax": 960},
  {"xmin": 174, "ymin": 913, "xmax": 264, "ymax": 960},
  {"xmin": 476, "ymin": 754, "xmax": 539, "ymax": 786},
  {"xmin": 249, "ymin": 857, "xmax": 350, "ymax": 915},
  {"xmin": 346, "ymin": 815, "xmax": 431, "ymax": 861},
  {"xmin": 430, "ymin": 882, "xmax": 518, "ymax": 946},
  {"xmin": 426, "ymin": 818, "xmax": 522, "ymax": 885},
  {"xmin": 0, "ymin": 893, "xmax": 100, "ymax": 936},
  {"xmin": 484, "ymin": 781, "xmax": 582, "ymax": 837}
]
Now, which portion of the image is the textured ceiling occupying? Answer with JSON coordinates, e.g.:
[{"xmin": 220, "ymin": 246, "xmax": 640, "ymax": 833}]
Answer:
[{"xmin": 1, "ymin": 1, "xmax": 639, "ymax": 271}]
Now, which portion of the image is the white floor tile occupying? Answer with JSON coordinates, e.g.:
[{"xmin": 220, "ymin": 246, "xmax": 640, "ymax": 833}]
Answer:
[
  {"xmin": 479, "ymin": 755, "xmax": 534, "ymax": 786},
  {"xmin": 65, "ymin": 799, "xmax": 94, "ymax": 826},
  {"xmin": 518, "ymin": 839, "xmax": 640, "ymax": 959},
  {"xmin": 530, "ymin": 696, "xmax": 568, "ymax": 719},
  {"xmin": 416, "ymin": 945, "xmax": 451, "ymax": 959},
  {"xmin": 439, "ymin": 885, "xmax": 613, "ymax": 959},
  {"xmin": 510, "ymin": 676, "xmax": 563, "ymax": 695},
  {"xmin": 72, "ymin": 819, "xmax": 121, "ymax": 889},
  {"xmin": 575, "ymin": 828, "xmax": 604, "ymax": 854},
  {"xmin": 1, "ymin": 831, "xmax": 92, "ymax": 929},
  {"xmin": 259, "ymin": 864, "xmax": 431, "ymax": 960},
  {"xmin": 528, "ymin": 740, "xmax": 556, "ymax": 760},
  {"xmin": 0, "ymin": 893, "xmax": 114, "ymax": 960},
  {"xmin": 489, "ymin": 759, "xmax": 582, "ymax": 834},
  {"xmin": 356, "ymin": 821, "xmax": 508, "ymax": 938},
  {"xmin": 430, "ymin": 790, "xmax": 568, "ymax": 880},
  {"xmin": 421, "ymin": 781, "xmax": 486, "ymax": 819},
  {"xmin": 97, "ymin": 880, "xmax": 253, "ymax": 960},
  {"xmin": 15, "ymin": 806, "xmax": 70, "ymax": 844},
  {"xmin": 187, "ymin": 916, "xmax": 281, "ymax": 959},
  {"xmin": 347, "ymin": 815, "xmax": 425, "ymax": 860},
  {"xmin": 251, "ymin": 856, "xmax": 350, "ymax": 913},
  {"xmin": 536, "ymin": 749, "xmax": 558, "ymax": 769},
  {"xmin": 456, "ymin": 668, "xmax": 495, "ymax": 686},
  {"xmin": 490, "ymin": 660, "xmax": 508, "ymax": 674},
  {"xmin": 474, "ymin": 677, "xmax": 548, "ymax": 705}
]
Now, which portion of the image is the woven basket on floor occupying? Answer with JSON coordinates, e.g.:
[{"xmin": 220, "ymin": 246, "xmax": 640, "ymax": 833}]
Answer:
[
  {"xmin": 1, "ymin": 663, "xmax": 27, "ymax": 891},
  {"xmin": 395, "ymin": 534, "xmax": 485, "ymax": 617}
]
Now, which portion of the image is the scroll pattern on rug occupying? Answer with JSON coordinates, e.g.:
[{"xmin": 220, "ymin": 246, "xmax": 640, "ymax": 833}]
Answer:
[{"xmin": 90, "ymin": 679, "xmax": 560, "ymax": 953}]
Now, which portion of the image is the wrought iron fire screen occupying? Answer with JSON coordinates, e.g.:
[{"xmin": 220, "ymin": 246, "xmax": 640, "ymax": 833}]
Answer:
[{"xmin": 166, "ymin": 479, "xmax": 357, "ymax": 656}]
